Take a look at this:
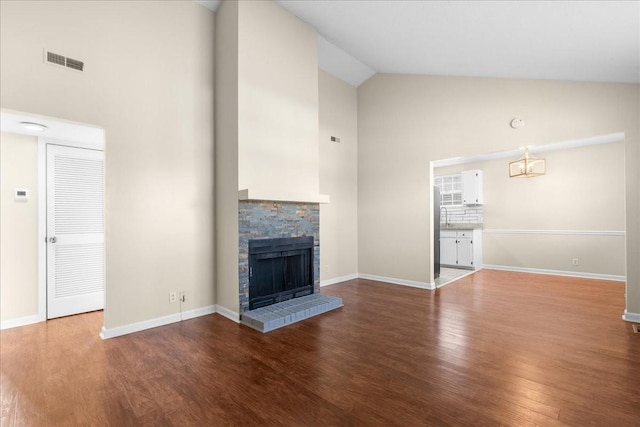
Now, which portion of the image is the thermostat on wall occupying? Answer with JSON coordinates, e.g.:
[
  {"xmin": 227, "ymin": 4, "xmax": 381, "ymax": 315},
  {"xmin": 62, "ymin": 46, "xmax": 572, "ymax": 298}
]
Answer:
[{"xmin": 14, "ymin": 188, "xmax": 29, "ymax": 202}]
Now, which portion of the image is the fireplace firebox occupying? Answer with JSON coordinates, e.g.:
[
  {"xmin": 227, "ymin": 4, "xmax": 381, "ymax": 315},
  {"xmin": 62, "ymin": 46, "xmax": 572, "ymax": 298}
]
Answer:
[{"xmin": 248, "ymin": 236, "xmax": 314, "ymax": 310}]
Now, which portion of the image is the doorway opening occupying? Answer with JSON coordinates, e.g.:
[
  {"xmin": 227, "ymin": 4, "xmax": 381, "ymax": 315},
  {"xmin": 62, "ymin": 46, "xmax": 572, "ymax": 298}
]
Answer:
[
  {"xmin": 0, "ymin": 109, "xmax": 105, "ymax": 330},
  {"xmin": 428, "ymin": 132, "xmax": 626, "ymax": 287}
]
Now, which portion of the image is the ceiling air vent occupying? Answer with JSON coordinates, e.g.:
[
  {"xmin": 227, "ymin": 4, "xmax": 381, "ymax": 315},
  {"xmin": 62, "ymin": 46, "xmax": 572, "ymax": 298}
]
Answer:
[{"xmin": 44, "ymin": 50, "xmax": 84, "ymax": 72}]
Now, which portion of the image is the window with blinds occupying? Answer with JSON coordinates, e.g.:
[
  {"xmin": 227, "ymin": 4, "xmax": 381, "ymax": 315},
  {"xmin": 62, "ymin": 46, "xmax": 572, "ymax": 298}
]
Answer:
[{"xmin": 434, "ymin": 174, "xmax": 462, "ymax": 206}]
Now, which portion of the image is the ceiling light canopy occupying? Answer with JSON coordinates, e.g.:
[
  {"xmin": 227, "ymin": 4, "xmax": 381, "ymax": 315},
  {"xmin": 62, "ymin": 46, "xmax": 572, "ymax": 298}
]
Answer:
[
  {"xmin": 19, "ymin": 121, "xmax": 48, "ymax": 132},
  {"xmin": 509, "ymin": 147, "xmax": 545, "ymax": 178}
]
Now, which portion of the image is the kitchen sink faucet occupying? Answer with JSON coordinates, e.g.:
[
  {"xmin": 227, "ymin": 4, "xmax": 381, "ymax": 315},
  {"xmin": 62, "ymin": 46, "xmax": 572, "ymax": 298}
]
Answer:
[{"xmin": 440, "ymin": 206, "xmax": 449, "ymax": 227}]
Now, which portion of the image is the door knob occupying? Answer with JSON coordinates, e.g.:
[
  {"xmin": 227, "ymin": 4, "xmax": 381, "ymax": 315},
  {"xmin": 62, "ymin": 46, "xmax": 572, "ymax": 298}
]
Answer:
[{"xmin": 49, "ymin": 236, "xmax": 57, "ymax": 243}]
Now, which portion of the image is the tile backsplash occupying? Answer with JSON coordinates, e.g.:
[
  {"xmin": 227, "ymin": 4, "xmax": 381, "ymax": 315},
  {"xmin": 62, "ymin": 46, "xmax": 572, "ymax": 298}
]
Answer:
[{"xmin": 441, "ymin": 205, "xmax": 483, "ymax": 224}]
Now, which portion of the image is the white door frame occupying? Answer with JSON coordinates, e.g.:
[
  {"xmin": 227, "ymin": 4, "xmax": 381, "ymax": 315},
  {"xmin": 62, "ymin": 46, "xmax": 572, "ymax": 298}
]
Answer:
[{"xmin": 38, "ymin": 136, "xmax": 105, "ymax": 322}]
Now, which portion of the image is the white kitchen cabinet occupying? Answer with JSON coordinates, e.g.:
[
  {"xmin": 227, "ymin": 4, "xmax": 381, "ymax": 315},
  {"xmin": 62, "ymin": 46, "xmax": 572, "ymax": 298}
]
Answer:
[
  {"xmin": 440, "ymin": 232, "xmax": 458, "ymax": 266},
  {"xmin": 456, "ymin": 236, "xmax": 473, "ymax": 267},
  {"xmin": 462, "ymin": 170, "xmax": 483, "ymax": 205},
  {"xmin": 439, "ymin": 229, "xmax": 482, "ymax": 269}
]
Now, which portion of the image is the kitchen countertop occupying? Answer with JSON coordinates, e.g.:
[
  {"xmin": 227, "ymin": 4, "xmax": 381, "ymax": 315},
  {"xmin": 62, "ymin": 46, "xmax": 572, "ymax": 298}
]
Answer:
[{"xmin": 441, "ymin": 223, "xmax": 484, "ymax": 230}]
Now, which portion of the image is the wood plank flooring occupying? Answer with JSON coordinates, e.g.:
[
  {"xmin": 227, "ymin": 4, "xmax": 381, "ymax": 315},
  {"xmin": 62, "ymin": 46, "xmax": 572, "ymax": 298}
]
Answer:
[{"xmin": 2, "ymin": 270, "xmax": 639, "ymax": 426}]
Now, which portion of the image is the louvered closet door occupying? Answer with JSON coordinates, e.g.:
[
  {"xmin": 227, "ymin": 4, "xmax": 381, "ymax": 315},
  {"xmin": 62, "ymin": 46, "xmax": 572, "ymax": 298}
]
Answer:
[{"xmin": 47, "ymin": 144, "xmax": 104, "ymax": 319}]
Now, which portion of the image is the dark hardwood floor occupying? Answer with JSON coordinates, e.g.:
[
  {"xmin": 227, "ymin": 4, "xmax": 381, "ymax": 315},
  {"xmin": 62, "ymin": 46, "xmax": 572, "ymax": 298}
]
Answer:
[{"xmin": 2, "ymin": 270, "xmax": 639, "ymax": 426}]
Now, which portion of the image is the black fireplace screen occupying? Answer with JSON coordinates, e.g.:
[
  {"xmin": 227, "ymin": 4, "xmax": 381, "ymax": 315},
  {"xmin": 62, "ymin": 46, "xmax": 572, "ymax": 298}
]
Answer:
[{"xmin": 248, "ymin": 236, "xmax": 314, "ymax": 310}]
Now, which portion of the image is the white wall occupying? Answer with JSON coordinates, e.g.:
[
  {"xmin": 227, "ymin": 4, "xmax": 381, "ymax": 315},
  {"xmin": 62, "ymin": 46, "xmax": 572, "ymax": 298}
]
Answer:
[
  {"xmin": 237, "ymin": 0, "xmax": 319, "ymax": 195},
  {"xmin": 0, "ymin": 132, "xmax": 39, "ymax": 322},
  {"xmin": 435, "ymin": 142, "xmax": 625, "ymax": 277},
  {"xmin": 357, "ymin": 74, "xmax": 639, "ymax": 315},
  {"xmin": 0, "ymin": 1, "xmax": 216, "ymax": 330},
  {"xmin": 319, "ymin": 71, "xmax": 358, "ymax": 283}
]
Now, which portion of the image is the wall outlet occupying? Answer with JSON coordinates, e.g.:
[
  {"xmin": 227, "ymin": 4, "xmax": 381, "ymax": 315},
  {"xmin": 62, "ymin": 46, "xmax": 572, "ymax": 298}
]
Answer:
[
  {"xmin": 572, "ymin": 258, "xmax": 579, "ymax": 266},
  {"xmin": 180, "ymin": 291, "xmax": 186, "ymax": 303},
  {"xmin": 169, "ymin": 291, "xmax": 177, "ymax": 303}
]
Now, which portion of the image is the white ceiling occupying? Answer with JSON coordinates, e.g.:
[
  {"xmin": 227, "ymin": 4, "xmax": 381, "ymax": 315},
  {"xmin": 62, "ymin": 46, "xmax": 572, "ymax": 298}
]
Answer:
[
  {"xmin": 199, "ymin": 0, "xmax": 639, "ymax": 87},
  {"xmin": 0, "ymin": 110, "xmax": 104, "ymax": 145}
]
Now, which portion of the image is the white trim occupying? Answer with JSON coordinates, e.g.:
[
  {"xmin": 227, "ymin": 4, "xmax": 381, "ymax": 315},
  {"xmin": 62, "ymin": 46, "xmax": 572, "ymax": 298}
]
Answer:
[
  {"xmin": 181, "ymin": 305, "xmax": 216, "ymax": 321},
  {"xmin": 37, "ymin": 139, "xmax": 47, "ymax": 323},
  {"xmin": 99, "ymin": 304, "xmax": 226, "ymax": 339},
  {"xmin": 100, "ymin": 313, "xmax": 182, "ymax": 339},
  {"xmin": 483, "ymin": 264, "xmax": 625, "ymax": 282},
  {"xmin": 358, "ymin": 273, "xmax": 435, "ymax": 290},
  {"xmin": 529, "ymin": 132, "xmax": 624, "ymax": 154},
  {"xmin": 433, "ymin": 132, "xmax": 624, "ymax": 167},
  {"xmin": 483, "ymin": 229, "xmax": 624, "ymax": 236},
  {"xmin": 215, "ymin": 304, "xmax": 240, "ymax": 323},
  {"xmin": 40, "ymin": 136, "xmax": 104, "ymax": 151},
  {"xmin": 238, "ymin": 189, "xmax": 330, "ymax": 204},
  {"xmin": 0, "ymin": 314, "xmax": 42, "ymax": 330},
  {"xmin": 321, "ymin": 274, "xmax": 358, "ymax": 287},
  {"xmin": 622, "ymin": 310, "xmax": 640, "ymax": 323}
]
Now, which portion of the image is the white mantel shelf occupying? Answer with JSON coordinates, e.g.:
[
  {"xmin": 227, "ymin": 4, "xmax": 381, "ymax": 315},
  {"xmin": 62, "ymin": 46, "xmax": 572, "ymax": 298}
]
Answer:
[{"xmin": 238, "ymin": 189, "xmax": 330, "ymax": 204}]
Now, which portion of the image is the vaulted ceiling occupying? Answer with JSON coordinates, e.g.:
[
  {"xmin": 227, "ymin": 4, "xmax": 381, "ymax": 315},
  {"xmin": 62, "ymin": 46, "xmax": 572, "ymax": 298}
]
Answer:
[{"xmin": 199, "ymin": 1, "xmax": 640, "ymax": 86}]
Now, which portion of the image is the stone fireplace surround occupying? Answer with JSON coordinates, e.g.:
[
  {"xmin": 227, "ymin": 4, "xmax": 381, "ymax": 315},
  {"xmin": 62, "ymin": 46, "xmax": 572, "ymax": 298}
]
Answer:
[{"xmin": 238, "ymin": 200, "xmax": 320, "ymax": 314}]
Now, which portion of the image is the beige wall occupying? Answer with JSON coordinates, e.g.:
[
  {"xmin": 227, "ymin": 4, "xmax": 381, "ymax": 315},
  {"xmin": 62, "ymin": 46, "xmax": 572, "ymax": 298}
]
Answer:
[
  {"xmin": 436, "ymin": 142, "xmax": 625, "ymax": 276},
  {"xmin": 358, "ymin": 74, "xmax": 639, "ymax": 314},
  {"xmin": 482, "ymin": 234, "xmax": 625, "ymax": 276},
  {"xmin": 215, "ymin": 0, "xmax": 322, "ymax": 314},
  {"xmin": 0, "ymin": 132, "xmax": 39, "ymax": 321},
  {"xmin": 0, "ymin": 1, "xmax": 216, "ymax": 329},
  {"xmin": 237, "ymin": 0, "xmax": 319, "ymax": 195},
  {"xmin": 214, "ymin": 0, "xmax": 240, "ymax": 314},
  {"xmin": 319, "ymin": 71, "xmax": 358, "ymax": 282}
]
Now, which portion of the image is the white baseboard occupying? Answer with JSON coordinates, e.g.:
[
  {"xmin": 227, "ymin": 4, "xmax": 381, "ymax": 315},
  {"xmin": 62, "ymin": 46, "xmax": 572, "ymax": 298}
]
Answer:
[
  {"xmin": 100, "ymin": 312, "xmax": 182, "ymax": 339},
  {"xmin": 358, "ymin": 273, "xmax": 435, "ymax": 290},
  {"xmin": 622, "ymin": 310, "xmax": 640, "ymax": 323},
  {"xmin": 214, "ymin": 304, "xmax": 240, "ymax": 323},
  {"xmin": 321, "ymin": 274, "xmax": 359, "ymax": 287},
  {"xmin": 91, "ymin": 263, "xmax": 631, "ymax": 339},
  {"xmin": 0, "ymin": 314, "xmax": 43, "ymax": 330},
  {"xmin": 483, "ymin": 264, "xmax": 625, "ymax": 282},
  {"xmin": 182, "ymin": 305, "xmax": 216, "ymax": 321},
  {"xmin": 100, "ymin": 304, "xmax": 222, "ymax": 339}
]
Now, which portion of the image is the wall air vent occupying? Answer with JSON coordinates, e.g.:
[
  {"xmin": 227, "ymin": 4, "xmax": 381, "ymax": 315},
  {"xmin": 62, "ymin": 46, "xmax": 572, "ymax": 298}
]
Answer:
[
  {"xmin": 65, "ymin": 57, "xmax": 84, "ymax": 71},
  {"xmin": 47, "ymin": 51, "xmax": 66, "ymax": 66},
  {"xmin": 44, "ymin": 50, "xmax": 84, "ymax": 72}
]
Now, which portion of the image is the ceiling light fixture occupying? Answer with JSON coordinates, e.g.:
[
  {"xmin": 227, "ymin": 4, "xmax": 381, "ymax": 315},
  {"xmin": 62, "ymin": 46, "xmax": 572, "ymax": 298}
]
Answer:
[
  {"xmin": 509, "ymin": 147, "xmax": 546, "ymax": 178},
  {"xmin": 19, "ymin": 121, "xmax": 48, "ymax": 132}
]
